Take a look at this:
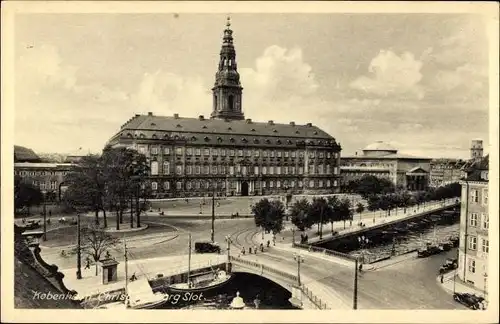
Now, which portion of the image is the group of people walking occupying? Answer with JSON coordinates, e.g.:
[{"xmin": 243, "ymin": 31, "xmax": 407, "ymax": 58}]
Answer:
[{"xmin": 240, "ymin": 240, "xmax": 272, "ymax": 256}]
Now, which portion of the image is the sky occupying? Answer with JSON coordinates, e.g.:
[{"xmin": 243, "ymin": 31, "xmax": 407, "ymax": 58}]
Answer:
[{"xmin": 13, "ymin": 12, "xmax": 491, "ymax": 159}]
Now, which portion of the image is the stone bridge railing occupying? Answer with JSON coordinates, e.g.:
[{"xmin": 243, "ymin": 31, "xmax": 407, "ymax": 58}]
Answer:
[{"xmin": 229, "ymin": 256, "xmax": 329, "ymax": 310}]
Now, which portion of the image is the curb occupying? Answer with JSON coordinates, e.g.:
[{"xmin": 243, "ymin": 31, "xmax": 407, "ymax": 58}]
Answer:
[{"xmin": 103, "ymin": 224, "xmax": 149, "ymax": 233}]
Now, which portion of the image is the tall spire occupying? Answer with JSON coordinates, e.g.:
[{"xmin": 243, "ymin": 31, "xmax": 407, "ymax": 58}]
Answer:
[{"xmin": 211, "ymin": 16, "xmax": 244, "ymax": 120}]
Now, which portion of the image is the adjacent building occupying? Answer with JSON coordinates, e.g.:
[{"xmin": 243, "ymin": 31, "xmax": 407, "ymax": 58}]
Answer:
[
  {"xmin": 106, "ymin": 18, "xmax": 342, "ymax": 198},
  {"xmin": 14, "ymin": 146, "xmax": 74, "ymax": 201},
  {"xmin": 457, "ymin": 155, "xmax": 489, "ymax": 294},
  {"xmin": 340, "ymin": 141, "xmax": 432, "ymax": 191},
  {"xmin": 429, "ymin": 159, "xmax": 467, "ymax": 187}
]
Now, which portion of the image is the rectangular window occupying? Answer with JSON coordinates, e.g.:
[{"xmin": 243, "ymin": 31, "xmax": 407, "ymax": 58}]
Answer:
[
  {"xmin": 290, "ymin": 166, "xmax": 295, "ymax": 175},
  {"xmin": 309, "ymin": 151, "xmax": 315, "ymax": 158},
  {"xmin": 196, "ymin": 148, "xmax": 201, "ymax": 156},
  {"xmin": 327, "ymin": 180, "xmax": 331, "ymax": 187},
  {"xmin": 262, "ymin": 181, "xmax": 266, "ymax": 188},
  {"xmin": 291, "ymin": 180, "xmax": 295, "ymax": 187},
  {"xmin": 254, "ymin": 150, "xmax": 260, "ymax": 157},
  {"xmin": 482, "ymin": 239, "xmax": 489, "ymax": 253},
  {"xmin": 138, "ymin": 146, "xmax": 147, "ymax": 154},
  {"xmin": 254, "ymin": 166, "xmax": 259, "ymax": 174},
  {"xmin": 176, "ymin": 182, "xmax": 182, "ymax": 190},
  {"xmin": 212, "ymin": 148, "xmax": 218, "ymax": 156},
  {"xmin": 187, "ymin": 182, "xmax": 192, "ymax": 190},
  {"xmin": 334, "ymin": 167, "xmax": 340, "ymax": 175},
  {"xmin": 263, "ymin": 150, "xmax": 268, "ymax": 157},
  {"xmin": 468, "ymin": 259, "xmax": 476, "ymax": 273},
  {"xmin": 482, "ymin": 214, "xmax": 489, "ymax": 229},
  {"xmin": 269, "ymin": 166, "xmax": 274, "ymax": 175},
  {"xmin": 284, "ymin": 151, "xmax": 289, "ymax": 158},
  {"xmin": 283, "ymin": 166, "xmax": 288, "ymax": 175},
  {"xmin": 276, "ymin": 180, "xmax": 281, "ymax": 188},
  {"xmin": 246, "ymin": 150, "xmax": 251, "ymax": 157},
  {"xmin": 186, "ymin": 165, "xmax": 192, "ymax": 174},
  {"xmin": 291, "ymin": 151, "xmax": 296, "ymax": 158},
  {"xmin": 470, "ymin": 213, "xmax": 478, "ymax": 227},
  {"xmin": 151, "ymin": 182, "xmax": 158, "ymax": 190},
  {"xmin": 196, "ymin": 181, "xmax": 201, "ymax": 189},
  {"xmin": 204, "ymin": 148, "xmax": 210, "ymax": 156},
  {"xmin": 164, "ymin": 181, "xmax": 170, "ymax": 190},
  {"xmin": 327, "ymin": 152, "xmax": 331, "ymax": 159},
  {"xmin": 277, "ymin": 151, "xmax": 282, "ymax": 158},
  {"xmin": 319, "ymin": 152, "xmax": 324, "ymax": 158},
  {"xmin": 195, "ymin": 166, "xmax": 201, "ymax": 175},
  {"xmin": 468, "ymin": 236, "xmax": 477, "ymax": 250},
  {"xmin": 262, "ymin": 166, "xmax": 267, "ymax": 175},
  {"xmin": 212, "ymin": 166, "xmax": 217, "ymax": 174},
  {"xmin": 242, "ymin": 166, "xmax": 247, "ymax": 175},
  {"xmin": 230, "ymin": 166, "xmax": 235, "ymax": 175},
  {"xmin": 276, "ymin": 166, "xmax": 281, "ymax": 175},
  {"xmin": 327, "ymin": 165, "xmax": 331, "ymax": 174},
  {"xmin": 221, "ymin": 149, "xmax": 226, "ymax": 156},
  {"xmin": 186, "ymin": 148, "xmax": 193, "ymax": 155},
  {"xmin": 269, "ymin": 181, "xmax": 274, "ymax": 188},
  {"xmin": 318, "ymin": 165, "xmax": 324, "ymax": 174},
  {"xmin": 230, "ymin": 150, "xmax": 235, "ymax": 157},
  {"xmin": 164, "ymin": 147, "xmax": 170, "ymax": 155},
  {"xmin": 204, "ymin": 166, "xmax": 210, "ymax": 174},
  {"xmin": 151, "ymin": 147, "xmax": 158, "ymax": 155},
  {"xmin": 175, "ymin": 147, "xmax": 183, "ymax": 156},
  {"xmin": 298, "ymin": 181, "xmax": 303, "ymax": 188},
  {"xmin": 483, "ymin": 189, "xmax": 488, "ymax": 205},
  {"xmin": 205, "ymin": 182, "xmax": 210, "ymax": 189},
  {"xmin": 238, "ymin": 150, "xmax": 243, "ymax": 157},
  {"xmin": 221, "ymin": 165, "xmax": 226, "ymax": 174},
  {"xmin": 176, "ymin": 165, "xmax": 183, "ymax": 175},
  {"xmin": 40, "ymin": 183, "xmax": 46, "ymax": 190},
  {"xmin": 299, "ymin": 167, "xmax": 304, "ymax": 175},
  {"xmin": 471, "ymin": 189, "xmax": 479, "ymax": 203},
  {"xmin": 319, "ymin": 180, "xmax": 323, "ymax": 188},
  {"xmin": 309, "ymin": 180, "xmax": 314, "ymax": 188},
  {"xmin": 151, "ymin": 161, "xmax": 159, "ymax": 175},
  {"xmin": 309, "ymin": 165, "xmax": 315, "ymax": 174},
  {"xmin": 334, "ymin": 180, "xmax": 338, "ymax": 187},
  {"xmin": 270, "ymin": 151, "xmax": 275, "ymax": 158}
]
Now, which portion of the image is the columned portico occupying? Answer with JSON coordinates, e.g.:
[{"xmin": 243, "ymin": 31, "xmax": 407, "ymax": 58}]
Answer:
[{"xmin": 406, "ymin": 168, "xmax": 428, "ymax": 191}]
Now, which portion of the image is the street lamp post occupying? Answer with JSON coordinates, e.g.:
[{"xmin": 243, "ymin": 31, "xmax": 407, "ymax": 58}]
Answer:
[
  {"xmin": 292, "ymin": 228, "xmax": 295, "ymax": 246},
  {"xmin": 76, "ymin": 213, "xmax": 82, "ymax": 279},
  {"xmin": 42, "ymin": 191, "xmax": 47, "ymax": 241},
  {"xmin": 353, "ymin": 257, "xmax": 359, "ymax": 310},
  {"xmin": 225, "ymin": 235, "xmax": 232, "ymax": 273},
  {"xmin": 211, "ymin": 184, "xmax": 216, "ymax": 243},
  {"xmin": 293, "ymin": 254, "xmax": 305, "ymax": 286}
]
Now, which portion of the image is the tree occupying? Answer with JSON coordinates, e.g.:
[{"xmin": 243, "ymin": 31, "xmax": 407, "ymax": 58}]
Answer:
[
  {"xmin": 366, "ymin": 195, "xmax": 381, "ymax": 212},
  {"xmin": 15, "ymin": 179, "xmax": 44, "ymax": 216},
  {"xmin": 290, "ymin": 198, "xmax": 313, "ymax": 231},
  {"xmin": 64, "ymin": 154, "xmax": 105, "ymax": 226},
  {"xmin": 252, "ymin": 199, "xmax": 285, "ymax": 235},
  {"xmin": 338, "ymin": 198, "xmax": 353, "ymax": 229},
  {"xmin": 355, "ymin": 202, "xmax": 365, "ymax": 222},
  {"xmin": 354, "ymin": 175, "xmax": 395, "ymax": 198},
  {"xmin": 81, "ymin": 223, "xmax": 120, "ymax": 276},
  {"xmin": 309, "ymin": 197, "xmax": 331, "ymax": 238},
  {"xmin": 326, "ymin": 196, "xmax": 341, "ymax": 232}
]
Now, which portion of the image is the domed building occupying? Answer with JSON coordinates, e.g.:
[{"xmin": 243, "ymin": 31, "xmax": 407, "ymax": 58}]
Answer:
[{"xmin": 340, "ymin": 141, "xmax": 432, "ymax": 191}]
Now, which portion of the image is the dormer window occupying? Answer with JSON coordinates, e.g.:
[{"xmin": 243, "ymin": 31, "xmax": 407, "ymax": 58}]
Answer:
[
  {"xmin": 202, "ymin": 125, "xmax": 207, "ymax": 129},
  {"xmin": 176, "ymin": 124, "xmax": 182, "ymax": 128},
  {"xmin": 139, "ymin": 134, "xmax": 145, "ymax": 139},
  {"xmin": 127, "ymin": 133, "xmax": 133, "ymax": 138},
  {"xmin": 287, "ymin": 140, "xmax": 292, "ymax": 145},
  {"xmin": 204, "ymin": 136, "xmax": 210, "ymax": 142},
  {"xmin": 273, "ymin": 129, "xmax": 278, "ymax": 133},
  {"xmin": 174, "ymin": 135, "xmax": 180, "ymax": 140},
  {"xmin": 254, "ymin": 139, "xmax": 260, "ymax": 144},
  {"xmin": 217, "ymin": 137, "xmax": 223, "ymax": 143},
  {"xmin": 313, "ymin": 131, "xmax": 318, "ymax": 135},
  {"xmin": 276, "ymin": 140, "xmax": 282, "ymax": 145},
  {"xmin": 228, "ymin": 127, "xmax": 233, "ymax": 131},
  {"xmin": 152, "ymin": 134, "xmax": 158, "ymax": 139},
  {"xmin": 265, "ymin": 139, "xmax": 271, "ymax": 144},
  {"xmin": 251, "ymin": 128, "xmax": 256, "ymax": 132},
  {"xmin": 242, "ymin": 138, "xmax": 248, "ymax": 143},
  {"xmin": 295, "ymin": 130, "xmax": 300, "ymax": 134},
  {"xmin": 230, "ymin": 138, "xmax": 235, "ymax": 143},
  {"xmin": 151, "ymin": 123, "xmax": 156, "ymax": 126},
  {"xmin": 191, "ymin": 136, "xmax": 197, "ymax": 141}
]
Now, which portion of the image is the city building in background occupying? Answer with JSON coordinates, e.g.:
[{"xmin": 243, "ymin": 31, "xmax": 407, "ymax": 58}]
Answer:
[
  {"xmin": 340, "ymin": 141, "xmax": 432, "ymax": 191},
  {"xmin": 457, "ymin": 154, "xmax": 489, "ymax": 295},
  {"xmin": 429, "ymin": 159, "xmax": 467, "ymax": 187},
  {"xmin": 106, "ymin": 18, "xmax": 342, "ymax": 198},
  {"xmin": 14, "ymin": 145, "xmax": 74, "ymax": 201}
]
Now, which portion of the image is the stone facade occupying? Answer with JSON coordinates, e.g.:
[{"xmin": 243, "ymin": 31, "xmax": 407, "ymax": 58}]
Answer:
[
  {"xmin": 14, "ymin": 162, "xmax": 74, "ymax": 200},
  {"xmin": 106, "ymin": 18, "xmax": 342, "ymax": 198},
  {"xmin": 458, "ymin": 156, "xmax": 489, "ymax": 294},
  {"xmin": 429, "ymin": 159, "xmax": 466, "ymax": 187}
]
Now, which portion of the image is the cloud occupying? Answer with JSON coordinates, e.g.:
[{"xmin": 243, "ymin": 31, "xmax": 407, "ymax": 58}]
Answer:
[
  {"xmin": 349, "ymin": 50, "xmax": 424, "ymax": 99},
  {"xmin": 132, "ymin": 71, "xmax": 211, "ymax": 117}
]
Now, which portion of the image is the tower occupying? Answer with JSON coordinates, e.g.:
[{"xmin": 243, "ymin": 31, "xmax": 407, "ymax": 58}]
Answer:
[
  {"xmin": 470, "ymin": 139, "xmax": 484, "ymax": 160},
  {"xmin": 211, "ymin": 17, "xmax": 244, "ymax": 120}
]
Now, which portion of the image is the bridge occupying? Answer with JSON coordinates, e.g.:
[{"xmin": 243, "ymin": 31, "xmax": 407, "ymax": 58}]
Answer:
[{"xmin": 227, "ymin": 198, "xmax": 461, "ymax": 310}]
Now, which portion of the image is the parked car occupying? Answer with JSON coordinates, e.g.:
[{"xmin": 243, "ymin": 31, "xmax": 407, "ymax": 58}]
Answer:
[
  {"xmin": 25, "ymin": 220, "xmax": 41, "ymax": 230},
  {"xmin": 453, "ymin": 292, "xmax": 485, "ymax": 310},
  {"xmin": 194, "ymin": 241, "xmax": 221, "ymax": 254},
  {"xmin": 439, "ymin": 258, "xmax": 458, "ymax": 273}
]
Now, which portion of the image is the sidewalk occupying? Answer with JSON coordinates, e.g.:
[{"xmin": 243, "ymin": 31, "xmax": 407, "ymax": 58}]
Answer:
[
  {"xmin": 439, "ymin": 271, "xmax": 488, "ymax": 299},
  {"xmin": 56, "ymin": 254, "xmax": 227, "ymax": 300}
]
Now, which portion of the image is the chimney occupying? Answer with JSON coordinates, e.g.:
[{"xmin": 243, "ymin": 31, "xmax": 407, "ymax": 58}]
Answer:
[
  {"xmin": 174, "ymin": 113, "xmax": 179, "ymax": 119},
  {"xmin": 289, "ymin": 121, "xmax": 295, "ymax": 126},
  {"xmin": 148, "ymin": 112, "xmax": 153, "ymax": 116},
  {"xmin": 199, "ymin": 115, "xmax": 205, "ymax": 121},
  {"xmin": 268, "ymin": 120, "xmax": 274, "ymax": 125},
  {"xmin": 246, "ymin": 119, "xmax": 252, "ymax": 124},
  {"xmin": 306, "ymin": 123, "xmax": 312, "ymax": 127}
]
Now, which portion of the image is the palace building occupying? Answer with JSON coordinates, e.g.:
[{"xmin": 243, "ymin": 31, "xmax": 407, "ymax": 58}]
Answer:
[{"xmin": 106, "ymin": 18, "xmax": 342, "ymax": 198}]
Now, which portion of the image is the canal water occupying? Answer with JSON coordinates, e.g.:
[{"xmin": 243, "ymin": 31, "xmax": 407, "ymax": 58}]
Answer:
[
  {"xmin": 157, "ymin": 272, "xmax": 299, "ymax": 310},
  {"xmin": 318, "ymin": 211, "xmax": 460, "ymax": 262}
]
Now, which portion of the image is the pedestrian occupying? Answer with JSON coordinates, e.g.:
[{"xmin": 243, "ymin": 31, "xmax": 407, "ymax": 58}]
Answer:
[
  {"xmin": 248, "ymin": 247, "xmax": 252, "ymax": 254},
  {"xmin": 241, "ymin": 247, "xmax": 245, "ymax": 255},
  {"xmin": 48, "ymin": 210, "xmax": 52, "ymax": 217},
  {"xmin": 440, "ymin": 274, "xmax": 444, "ymax": 283},
  {"xmin": 267, "ymin": 240, "xmax": 270, "ymax": 248},
  {"xmin": 105, "ymin": 251, "xmax": 111, "ymax": 259},
  {"xmin": 22, "ymin": 218, "xmax": 26, "ymax": 224},
  {"xmin": 85, "ymin": 258, "xmax": 90, "ymax": 269},
  {"xmin": 260, "ymin": 243, "xmax": 264, "ymax": 252},
  {"xmin": 254, "ymin": 245, "xmax": 257, "ymax": 254}
]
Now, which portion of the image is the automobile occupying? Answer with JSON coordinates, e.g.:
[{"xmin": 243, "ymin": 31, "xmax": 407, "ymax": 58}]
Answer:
[
  {"xmin": 25, "ymin": 220, "xmax": 41, "ymax": 230},
  {"xmin": 194, "ymin": 241, "xmax": 221, "ymax": 254},
  {"xmin": 439, "ymin": 258, "xmax": 458, "ymax": 273},
  {"xmin": 453, "ymin": 292, "xmax": 485, "ymax": 310}
]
